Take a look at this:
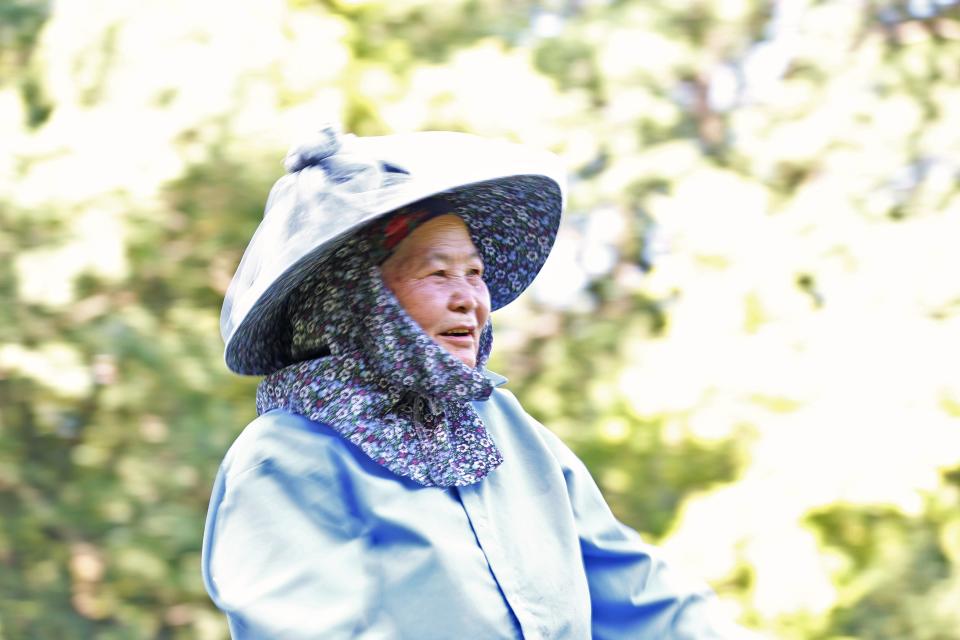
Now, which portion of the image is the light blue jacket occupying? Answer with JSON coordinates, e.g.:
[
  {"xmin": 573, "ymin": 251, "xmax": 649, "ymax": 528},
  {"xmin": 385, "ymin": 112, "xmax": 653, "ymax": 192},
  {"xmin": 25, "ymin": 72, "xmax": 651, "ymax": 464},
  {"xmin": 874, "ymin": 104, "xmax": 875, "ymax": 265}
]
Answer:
[{"xmin": 202, "ymin": 379, "xmax": 738, "ymax": 639}]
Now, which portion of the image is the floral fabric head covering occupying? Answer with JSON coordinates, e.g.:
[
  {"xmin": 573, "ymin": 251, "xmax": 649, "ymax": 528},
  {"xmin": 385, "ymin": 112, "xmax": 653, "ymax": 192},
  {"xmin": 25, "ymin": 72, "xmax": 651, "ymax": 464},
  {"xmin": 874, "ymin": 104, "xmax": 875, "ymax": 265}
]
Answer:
[
  {"xmin": 221, "ymin": 128, "xmax": 564, "ymax": 376},
  {"xmin": 242, "ymin": 128, "xmax": 564, "ymax": 487},
  {"xmin": 255, "ymin": 220, "xmax": 502, "ymax": 487}
]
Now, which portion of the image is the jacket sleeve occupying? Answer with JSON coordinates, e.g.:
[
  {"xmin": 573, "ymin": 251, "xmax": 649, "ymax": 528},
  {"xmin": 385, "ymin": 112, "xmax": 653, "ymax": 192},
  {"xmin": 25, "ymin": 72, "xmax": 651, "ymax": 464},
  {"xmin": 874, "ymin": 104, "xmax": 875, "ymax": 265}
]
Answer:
[
  {"xmin": 535, "ymin": 425, "xmax": 747, "ymax": 639},
  {"xmin": 201, "ymin": 418, "xmax": 388, "ymax": 639}
]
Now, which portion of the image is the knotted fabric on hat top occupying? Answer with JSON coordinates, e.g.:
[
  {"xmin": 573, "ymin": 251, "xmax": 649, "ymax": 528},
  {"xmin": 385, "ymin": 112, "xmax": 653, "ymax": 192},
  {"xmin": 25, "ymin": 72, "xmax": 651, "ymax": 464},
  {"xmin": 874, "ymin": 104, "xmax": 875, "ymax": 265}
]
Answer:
[{"xmin": 255, "ymin": 227, "xmax": 502, "ymax": 488}]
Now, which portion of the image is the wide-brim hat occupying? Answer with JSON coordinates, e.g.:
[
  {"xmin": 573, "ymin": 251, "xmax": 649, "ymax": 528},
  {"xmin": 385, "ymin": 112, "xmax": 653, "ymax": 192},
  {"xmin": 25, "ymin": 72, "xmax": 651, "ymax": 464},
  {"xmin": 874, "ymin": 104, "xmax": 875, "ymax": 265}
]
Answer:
[{"xmin": 221, "ymin": 126, "xmax": 566, "ymax": 375}]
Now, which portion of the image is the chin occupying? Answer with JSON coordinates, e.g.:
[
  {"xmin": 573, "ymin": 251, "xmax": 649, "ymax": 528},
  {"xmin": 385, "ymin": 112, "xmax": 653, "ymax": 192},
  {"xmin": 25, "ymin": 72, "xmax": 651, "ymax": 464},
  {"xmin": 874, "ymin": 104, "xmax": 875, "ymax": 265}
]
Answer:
[{"xmin": 452, "ymin": 352, "xmax": 476, "ymax": 368}]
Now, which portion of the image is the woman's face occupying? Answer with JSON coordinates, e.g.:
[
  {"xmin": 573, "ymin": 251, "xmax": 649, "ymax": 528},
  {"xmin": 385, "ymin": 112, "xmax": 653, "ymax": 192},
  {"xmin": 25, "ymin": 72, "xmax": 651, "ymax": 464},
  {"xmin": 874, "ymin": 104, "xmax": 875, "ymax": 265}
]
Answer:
[{"xmin": 380, "ymin": 215, "xmax": 490, "ymax": 368}]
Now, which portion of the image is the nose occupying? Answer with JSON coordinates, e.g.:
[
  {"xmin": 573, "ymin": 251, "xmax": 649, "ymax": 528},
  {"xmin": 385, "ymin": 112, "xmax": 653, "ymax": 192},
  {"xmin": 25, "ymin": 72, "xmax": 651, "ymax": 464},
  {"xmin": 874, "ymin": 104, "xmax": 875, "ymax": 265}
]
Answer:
[{"xmin": 448, "ymin": 278, "xmax": 477, "ymax": 314}]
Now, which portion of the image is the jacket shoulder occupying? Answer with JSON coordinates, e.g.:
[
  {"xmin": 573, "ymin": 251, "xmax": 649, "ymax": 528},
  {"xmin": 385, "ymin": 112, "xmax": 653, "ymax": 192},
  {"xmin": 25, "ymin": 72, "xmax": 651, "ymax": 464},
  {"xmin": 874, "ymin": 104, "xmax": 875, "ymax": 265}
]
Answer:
[
  {"xmin": 483, "ymin": 387, "xmax": 589, "ymax": 475},
  {"xmin": 220, "ymin": 410, "xmax": 346, "ymax": 479}
]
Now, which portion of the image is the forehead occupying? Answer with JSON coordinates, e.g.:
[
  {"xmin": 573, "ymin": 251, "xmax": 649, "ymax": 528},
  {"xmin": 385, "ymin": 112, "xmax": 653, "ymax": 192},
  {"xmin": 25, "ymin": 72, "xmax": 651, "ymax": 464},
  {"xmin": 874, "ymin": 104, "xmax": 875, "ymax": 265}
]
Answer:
[{"xmin": 394, "ymin": 215, "xmax": 480, "ymax": 261}]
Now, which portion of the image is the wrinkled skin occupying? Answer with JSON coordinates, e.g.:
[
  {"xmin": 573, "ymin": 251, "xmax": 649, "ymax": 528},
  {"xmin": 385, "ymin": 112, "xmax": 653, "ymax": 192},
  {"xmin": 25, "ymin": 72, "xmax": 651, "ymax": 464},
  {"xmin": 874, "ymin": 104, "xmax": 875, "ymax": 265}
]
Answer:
[{"xmin": 380, "ymin": 215, "xmax": 490, "ymax": 368}]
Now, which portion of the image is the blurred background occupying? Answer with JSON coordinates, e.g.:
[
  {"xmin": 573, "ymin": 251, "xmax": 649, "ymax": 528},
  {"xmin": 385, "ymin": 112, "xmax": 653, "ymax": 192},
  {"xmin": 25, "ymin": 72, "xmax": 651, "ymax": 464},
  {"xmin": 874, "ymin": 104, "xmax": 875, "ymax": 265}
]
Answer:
[{"xmin": 2, "ymin": 0, "xmax": 960, "ymax": 637}]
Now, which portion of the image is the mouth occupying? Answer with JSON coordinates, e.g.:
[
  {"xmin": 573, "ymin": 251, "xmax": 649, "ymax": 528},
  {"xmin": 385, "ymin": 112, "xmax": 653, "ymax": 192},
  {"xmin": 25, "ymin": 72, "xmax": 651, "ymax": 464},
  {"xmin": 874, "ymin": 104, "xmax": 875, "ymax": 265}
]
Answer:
[{"xmin": 438, "ymin": 326, "xmax": 475, "ymax": 341}]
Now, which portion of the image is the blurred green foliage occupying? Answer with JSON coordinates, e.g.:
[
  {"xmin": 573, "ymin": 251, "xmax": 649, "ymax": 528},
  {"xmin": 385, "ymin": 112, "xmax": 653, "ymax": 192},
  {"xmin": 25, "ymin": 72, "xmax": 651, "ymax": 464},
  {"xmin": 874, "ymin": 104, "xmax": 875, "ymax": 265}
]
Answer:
[
  {"xmin": 807, "ymin": 466, "xmax": 960, "ymax": 639},
  {"xmin": 2, "ymin": 0, "xmax": 960, "ymax": 638}
]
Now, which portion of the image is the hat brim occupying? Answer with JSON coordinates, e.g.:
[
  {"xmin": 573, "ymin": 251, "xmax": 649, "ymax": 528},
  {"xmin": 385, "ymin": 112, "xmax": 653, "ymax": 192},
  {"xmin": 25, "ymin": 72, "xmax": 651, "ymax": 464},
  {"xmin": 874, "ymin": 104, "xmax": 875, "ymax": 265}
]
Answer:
[{"xmin": 223, "ymin": 174, "xmax": 561, "ymax": 375}]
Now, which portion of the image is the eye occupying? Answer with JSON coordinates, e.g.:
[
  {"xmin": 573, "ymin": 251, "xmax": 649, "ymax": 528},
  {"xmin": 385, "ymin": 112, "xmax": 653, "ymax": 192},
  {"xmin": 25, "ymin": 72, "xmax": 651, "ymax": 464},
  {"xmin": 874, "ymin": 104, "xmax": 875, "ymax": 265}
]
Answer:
[
  {"xmin": 429, "ymin": 270, "xmax": 447, "ymax": 278},
  {"xmin": 468, "ymin": 267, "xmax": 483, "ymax": 277}
]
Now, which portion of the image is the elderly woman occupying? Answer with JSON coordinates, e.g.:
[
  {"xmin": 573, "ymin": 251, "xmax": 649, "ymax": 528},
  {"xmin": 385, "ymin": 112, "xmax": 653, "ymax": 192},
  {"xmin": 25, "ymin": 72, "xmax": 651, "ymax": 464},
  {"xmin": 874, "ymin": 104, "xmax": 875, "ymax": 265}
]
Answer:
[{"xmin": 202, "ymin": 127, "xmax": 740, "ymax": 639}]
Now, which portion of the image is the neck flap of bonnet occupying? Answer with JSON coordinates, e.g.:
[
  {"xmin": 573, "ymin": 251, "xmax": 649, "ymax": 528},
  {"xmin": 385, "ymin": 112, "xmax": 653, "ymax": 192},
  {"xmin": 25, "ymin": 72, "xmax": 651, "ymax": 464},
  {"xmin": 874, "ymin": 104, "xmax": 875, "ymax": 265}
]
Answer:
[{"xmin": 256, "ymin": 227, "xmax": 501, "ymax": 487}]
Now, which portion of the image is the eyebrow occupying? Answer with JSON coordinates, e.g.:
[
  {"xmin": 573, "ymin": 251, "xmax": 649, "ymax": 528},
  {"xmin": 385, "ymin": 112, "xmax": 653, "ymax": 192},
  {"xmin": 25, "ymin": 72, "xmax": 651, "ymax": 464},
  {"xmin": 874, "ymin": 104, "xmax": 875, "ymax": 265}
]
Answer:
[
  {"xmin": 399, "ymin": 250, "xmax": 482, "ymax": 274},
  {"xmin": 418, "ymin": 250, "xmax": 482, "ymax": 264}
]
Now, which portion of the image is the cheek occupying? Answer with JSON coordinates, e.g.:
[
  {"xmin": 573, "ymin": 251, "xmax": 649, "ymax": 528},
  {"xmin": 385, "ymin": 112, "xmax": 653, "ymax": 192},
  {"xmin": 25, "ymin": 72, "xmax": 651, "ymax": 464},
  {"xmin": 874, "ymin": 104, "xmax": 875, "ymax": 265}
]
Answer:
[
  {"xmin": 393, "ymin": 281, "xmax": 446, "ymax": 327},
  {"xmin": 477, "ymin": 284, "xmax": 491, "ymax": 321}
]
